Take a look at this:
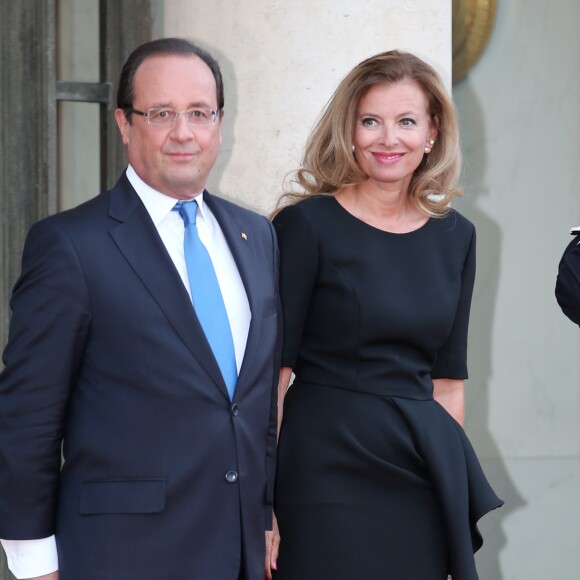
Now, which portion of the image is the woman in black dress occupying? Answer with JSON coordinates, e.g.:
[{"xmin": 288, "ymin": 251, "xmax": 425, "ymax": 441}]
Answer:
[{"xmin": 267, "ymin": 51, "xmax": 502, "ymax": 580}]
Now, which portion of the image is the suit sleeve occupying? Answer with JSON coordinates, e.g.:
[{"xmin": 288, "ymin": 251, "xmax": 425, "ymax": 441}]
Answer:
[
  {"xmin": 431, "ymin": 224, "xmax": 476, "ymax": 379},
  {"xmin": 555, "ymin": 237, "xmax": 580, "ymax": 325},
  {"xmin": 0, "ymin": 218, "xmax": 91, "ymax": 539},
  {"xmin": 264, "ymin": 218, "xmax": 282, "ymax": 530}
]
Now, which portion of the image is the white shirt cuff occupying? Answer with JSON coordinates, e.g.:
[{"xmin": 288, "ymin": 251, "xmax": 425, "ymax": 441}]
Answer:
[{"xmin": 0, "ymin": 535, "xmax": 58, "ymax": 579}]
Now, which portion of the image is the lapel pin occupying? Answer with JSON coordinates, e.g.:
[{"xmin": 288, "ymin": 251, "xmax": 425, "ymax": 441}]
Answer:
[{"xmin": 241, "ymin": 232, "xmax": 248, "ymax": 241}]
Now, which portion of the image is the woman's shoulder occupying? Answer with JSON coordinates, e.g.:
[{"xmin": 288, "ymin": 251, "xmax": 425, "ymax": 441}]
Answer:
[
  {"xmin": 434, "ymin": 207, "xmax": 475, "ymax": 239},
  {"xmin": 273, "ymin": 194, "xmax": 336, "ymax": 224}
]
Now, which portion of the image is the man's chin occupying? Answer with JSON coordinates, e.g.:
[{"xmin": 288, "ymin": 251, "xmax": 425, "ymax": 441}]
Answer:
[{"xmin": 162, "ymin": 173, "xmax": 207, "ymax": 199}]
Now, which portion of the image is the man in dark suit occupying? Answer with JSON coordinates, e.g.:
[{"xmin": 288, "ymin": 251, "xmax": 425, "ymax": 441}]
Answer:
[
  {"xmin": 0, "ymin": 38, "xmax": 280, "ymax": 580},
  {"xmin": 556, "ymin": 229, "xmax": 580, "ymax": 326}
]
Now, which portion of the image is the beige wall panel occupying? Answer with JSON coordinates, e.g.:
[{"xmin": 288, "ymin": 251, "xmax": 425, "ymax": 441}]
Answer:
[{"xmin": 163, "ymin": 0, "xmax": 451, "ymax": 214}]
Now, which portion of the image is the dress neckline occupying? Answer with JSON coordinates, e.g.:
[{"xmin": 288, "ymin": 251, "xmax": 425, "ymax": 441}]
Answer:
[{"xmin": 330, "ymin": 196, "xmax": 433, "ymax": 237}]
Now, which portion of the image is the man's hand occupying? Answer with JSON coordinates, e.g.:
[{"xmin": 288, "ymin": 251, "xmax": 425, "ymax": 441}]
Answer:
[
  {"xmin": 24, "ymin": 573, "xmax": 59, "ymax": 580},
  {"xmin": 265, "ymin": 514, "xmax": 280, "ymax": 579}
]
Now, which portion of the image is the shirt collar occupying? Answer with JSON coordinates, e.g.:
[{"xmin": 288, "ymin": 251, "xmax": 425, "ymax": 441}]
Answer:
[{"xmin": 125, "ymin": 165, "xmax": 209, "ymax": 227}]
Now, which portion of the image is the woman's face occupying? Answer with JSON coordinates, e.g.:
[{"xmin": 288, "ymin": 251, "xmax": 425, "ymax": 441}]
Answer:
[{"xmin": 353, "ymin": 80, "xmax": 437, "ymax": 190}]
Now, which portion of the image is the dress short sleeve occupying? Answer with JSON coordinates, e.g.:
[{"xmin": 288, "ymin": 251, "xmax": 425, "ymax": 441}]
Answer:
[
  {"xmin": 272, "ymin": 203, "xmax": 320, "ymax": 367},
  {"xmin": 431, "ymin": 224, "xmax": 476, "ymax": 379}
]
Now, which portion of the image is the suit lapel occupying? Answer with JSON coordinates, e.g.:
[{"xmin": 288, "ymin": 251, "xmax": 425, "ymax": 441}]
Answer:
[{"xmin": 107, "ymin": 176, "xmax": 228, "ymax": 397}]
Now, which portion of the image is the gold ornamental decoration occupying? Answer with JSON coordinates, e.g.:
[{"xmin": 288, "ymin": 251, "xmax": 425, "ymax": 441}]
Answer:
[{"xmin": 452, "ymin": 0, "xmax": 497, "ymax": 84}]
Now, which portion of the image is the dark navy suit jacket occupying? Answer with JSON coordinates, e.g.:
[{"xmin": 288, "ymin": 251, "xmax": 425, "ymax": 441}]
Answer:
[
  {"xmin": 0, "ymin": 173, "xmax": 281, "ymax": 579},
  {"xmin": 556, "ymin": 235, "xmax": 580, "ymax": 326}
]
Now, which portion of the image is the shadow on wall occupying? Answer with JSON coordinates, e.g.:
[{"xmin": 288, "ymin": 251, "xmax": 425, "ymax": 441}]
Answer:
[
  {"xmin": 190, "ymin": 40, "xmax": 246, "ymax": 210},
  {"xmin": 453, "ymin": 79, "xmax": 524, "ymax": 579}
]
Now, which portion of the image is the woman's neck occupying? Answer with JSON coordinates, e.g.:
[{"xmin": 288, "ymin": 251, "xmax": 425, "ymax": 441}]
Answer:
[{"xmin": 336, "ymin": 182, "xmax": 428, "ymax": 233}]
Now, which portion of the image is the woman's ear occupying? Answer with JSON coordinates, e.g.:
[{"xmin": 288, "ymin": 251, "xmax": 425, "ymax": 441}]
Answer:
[{"xmin": 429, "ymin": 115, "xmax": 440, "ymax": 143}]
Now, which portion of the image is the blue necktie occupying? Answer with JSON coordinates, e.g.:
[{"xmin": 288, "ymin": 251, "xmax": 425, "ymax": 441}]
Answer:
[{"xmin": 174, "ymin": 201, "xmax": 237, "ymax": 399}]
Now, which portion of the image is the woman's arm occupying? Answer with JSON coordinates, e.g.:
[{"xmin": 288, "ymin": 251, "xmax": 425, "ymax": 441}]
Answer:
[
  {"xmin": 265, "ymin": 366, "xmax": 293, "ymax": 579},
  {"xmin": 276, "ymin": 367, "xmax": 293, "ymax": 437},
  {"xmin": 433, "ymin": 378, "xmax": 464, "ymax": 426}
]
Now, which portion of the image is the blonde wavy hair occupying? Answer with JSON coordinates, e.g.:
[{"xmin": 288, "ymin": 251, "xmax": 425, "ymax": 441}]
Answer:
[{"xmin": 275, "ymin": 50, "xmax": 462, "ymax": 217}]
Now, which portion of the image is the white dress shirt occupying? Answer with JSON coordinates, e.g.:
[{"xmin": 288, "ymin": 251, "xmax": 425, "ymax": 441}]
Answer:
[
  {"xmin": 126, "ymin": 165, "xmax": 251, "ymax": 373},
  {"xmin": 0, "ymin": 165, "xmax": 251, "ymax": 578}
]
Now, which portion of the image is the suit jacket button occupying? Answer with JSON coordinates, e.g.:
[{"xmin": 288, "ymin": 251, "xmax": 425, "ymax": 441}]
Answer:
[
  {"xmin": 231, "ymin": 403, "xmax": 239, "ymax": 416},
  {"xmin": 225, "ymin": 470, "xmax": 238, "ymax": 483}
]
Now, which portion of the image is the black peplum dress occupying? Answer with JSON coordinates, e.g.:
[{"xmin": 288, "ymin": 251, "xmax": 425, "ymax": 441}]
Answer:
[{"xmin": 272, "ymin": 196, "xmax": 502, "ymax": 580}]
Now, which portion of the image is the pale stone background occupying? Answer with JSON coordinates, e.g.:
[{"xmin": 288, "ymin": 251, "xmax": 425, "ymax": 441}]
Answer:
[
  {"xmin": 161, "ymin": 0, "xmax": 452, "ymax": 215},
  {"xmin": 453, "ymin": 0, "xmax": 580, "ymax": 577}
]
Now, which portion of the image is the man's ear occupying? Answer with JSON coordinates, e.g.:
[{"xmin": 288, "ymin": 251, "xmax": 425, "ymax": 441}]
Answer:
[{"xmin": 114, "ymin": 108, "xmax": 130, "ymax": 145}]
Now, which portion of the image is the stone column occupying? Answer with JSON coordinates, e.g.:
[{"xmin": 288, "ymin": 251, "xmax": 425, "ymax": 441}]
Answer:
[{"xmin": 0, "ymin": 0, "xmax": 57, "ymax": 362}]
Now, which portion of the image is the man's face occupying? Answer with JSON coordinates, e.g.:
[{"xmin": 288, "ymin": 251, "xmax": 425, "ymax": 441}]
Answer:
[{"xmin": 115, "ymin": 54, "xmax": 222, "ymax": 199}]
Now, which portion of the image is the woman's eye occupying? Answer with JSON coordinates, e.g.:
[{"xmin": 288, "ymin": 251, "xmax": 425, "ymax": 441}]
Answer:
[
  {"xmin": 361, "ymin": 117, "xmax": 378, "ymax": 127},
  {"xmin": 400, "ymin": 118, "xmax": 417, "ymax": 127}
]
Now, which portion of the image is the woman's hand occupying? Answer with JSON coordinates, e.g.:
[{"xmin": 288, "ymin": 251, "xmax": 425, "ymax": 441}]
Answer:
[{"xmin": 265, "ymin": 513, "xmax": 280, "ymax": 579}]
